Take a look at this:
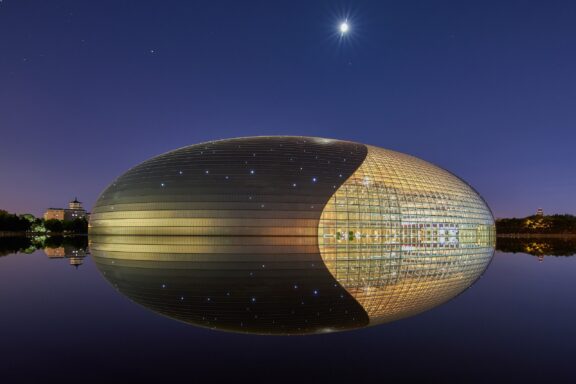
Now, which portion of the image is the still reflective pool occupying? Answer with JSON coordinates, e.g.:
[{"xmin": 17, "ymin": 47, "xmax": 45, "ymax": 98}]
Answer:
[{"xmin": 1, "ymin": 237, "xmax": 575, "ymax": 382}]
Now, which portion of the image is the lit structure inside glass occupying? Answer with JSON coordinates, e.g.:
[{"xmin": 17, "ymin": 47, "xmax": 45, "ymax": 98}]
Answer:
[
  {"xmin": 318, "ymin": 146, "xmax": 495, "ymax": 324},
  {"xmin": 90, "ymin": 136, "xmax": 495, "ymax": 335}
]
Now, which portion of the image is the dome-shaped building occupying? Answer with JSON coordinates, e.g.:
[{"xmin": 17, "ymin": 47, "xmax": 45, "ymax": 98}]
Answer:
[{"xmin": 90, "ymin": 136, "xmax": 495, "ymax": 334}]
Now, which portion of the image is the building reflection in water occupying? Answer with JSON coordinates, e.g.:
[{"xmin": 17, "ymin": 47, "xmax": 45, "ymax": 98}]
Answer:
[
  {"xmin": 496, "ymin": 237, "xmax": 576, "ymax": 261},
  {"xmin": 38, "ymin": 236, "xmax": 90, "ymax": 268},
  {"xmin": 0, "ymin": 235, "xmax": 90, "ymax": 267},
  {"xmin": 44, "ymin": 245, "xmax": 89, "ymax": 268},
  {"xmin": 91, "ymin": 234, "xmax": 494, "ymax": 335},
  {"xmin": 91, "ymin": 235, "xmax": 369, "ymax": 334}
]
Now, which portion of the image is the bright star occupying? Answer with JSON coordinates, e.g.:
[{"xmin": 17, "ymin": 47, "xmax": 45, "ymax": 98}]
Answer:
[{"xmin": 339, "ymin": 21, "xmax": 349, "ymax": 34}]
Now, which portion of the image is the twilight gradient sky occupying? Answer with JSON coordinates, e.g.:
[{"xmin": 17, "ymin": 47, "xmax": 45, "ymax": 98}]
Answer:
[{"xmin": 1, "ymin": 0, "xmax": 575, "ymax": 218}]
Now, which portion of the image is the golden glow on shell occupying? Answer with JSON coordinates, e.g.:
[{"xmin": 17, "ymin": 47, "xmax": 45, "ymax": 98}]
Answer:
[{"xmin": 318, "ymin": 145, "xmax": 495, "ymax": 324}]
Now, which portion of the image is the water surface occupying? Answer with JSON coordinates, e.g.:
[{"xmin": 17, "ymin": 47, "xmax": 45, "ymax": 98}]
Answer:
[{"xmin": 1, "ymin": 238, "xmax": 575, "ymax": 383}]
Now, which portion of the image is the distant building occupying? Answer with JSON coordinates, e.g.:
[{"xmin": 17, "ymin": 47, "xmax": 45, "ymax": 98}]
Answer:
[
  {"xmin": 44, "ymin": 209, "xmax": 65, "ymax": 221},
  {"xmin": 44, "ymin": 198, "xmax": 88, "ymax": 221},
  {"xmin": 536, "ymin": 208, "xmax": 544, "ymax": 216}
]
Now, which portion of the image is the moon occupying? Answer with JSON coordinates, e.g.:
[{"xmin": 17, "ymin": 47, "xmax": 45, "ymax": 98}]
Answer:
[{"xmin": 339, "ymin": 21, "xmax": 349, "ymax": 35}]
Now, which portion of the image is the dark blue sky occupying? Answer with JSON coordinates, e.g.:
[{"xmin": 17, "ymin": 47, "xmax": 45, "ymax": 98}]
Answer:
[{"xmin": 1, "ymin": 0, "xmax": 575, "ymax": 217}]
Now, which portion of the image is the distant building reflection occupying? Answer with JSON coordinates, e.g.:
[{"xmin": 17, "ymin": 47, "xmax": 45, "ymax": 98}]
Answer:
[
  {"xmin": 496, "ymin": 236, "xmax": 576, "ymax": 260},
  {"xmin": 0, "ymin": 235, "xmax": 89, "ymax": 259},
  {"xmin": 44, "ymin": 245, "xmax": 89, "ymax": 268}
]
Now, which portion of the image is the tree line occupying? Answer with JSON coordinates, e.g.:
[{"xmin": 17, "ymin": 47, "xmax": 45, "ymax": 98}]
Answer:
[
  {"xmin": 0, "ymin": 210, "xmax": 32, "ymax": 232},
  {"xmin": 0, "ymin": 209, "xmax": 88, "ymax": 234},
  {"xmin": 496, "ymin": 214, "xmax": 576, "ymax": 234}
]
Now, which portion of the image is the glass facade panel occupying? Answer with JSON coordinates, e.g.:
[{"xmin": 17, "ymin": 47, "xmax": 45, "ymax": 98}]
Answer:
[{"xmin": 318, "ymin": 145, "xmax": 495, "ymax": 324}]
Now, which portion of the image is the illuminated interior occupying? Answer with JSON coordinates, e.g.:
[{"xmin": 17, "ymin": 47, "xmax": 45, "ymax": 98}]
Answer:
[{"xmin": 318, "ymin": 145, "xmax": 495, "ymax": 324}]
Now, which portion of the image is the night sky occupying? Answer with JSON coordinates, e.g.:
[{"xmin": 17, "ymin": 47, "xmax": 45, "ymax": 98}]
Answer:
[{"xmin": 1, "ymin": 0, "xmax": 575, "ymax": 218}]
